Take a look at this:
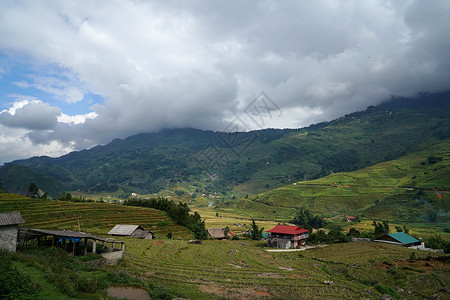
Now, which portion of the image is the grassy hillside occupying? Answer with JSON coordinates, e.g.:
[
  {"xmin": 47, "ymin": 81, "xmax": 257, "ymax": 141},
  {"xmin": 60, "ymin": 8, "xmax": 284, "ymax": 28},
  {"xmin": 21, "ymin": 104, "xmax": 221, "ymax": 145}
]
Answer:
[
  {"xmin": 116, "ymin": 239, "xmax": 448, "ymax": 299},
  {"xmin": 217, "ymin": 139, "xmax": 450, "ymax": 223},
  {"xmin": 1, "ymin": 91, "xmax": 449, "ymax": 197},
  {"xmin": 0, "ymin": 193, "xmax": 191, "ymax": 238}
]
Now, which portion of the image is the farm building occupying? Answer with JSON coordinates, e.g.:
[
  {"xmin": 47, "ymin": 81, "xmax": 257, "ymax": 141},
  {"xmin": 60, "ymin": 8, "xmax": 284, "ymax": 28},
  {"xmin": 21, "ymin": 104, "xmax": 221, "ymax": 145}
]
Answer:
[
  {"xmin": 108, "ymin": 224, "xmax": 153, "ymax": 239},
  {"xmin": 18, "ymin": 228, "xmax": 125, "ymax": 264},
  {"xmin": 0, "ymin": 212, "xmax": 25, "ymax": 252},
  {"xmin": 207, "ymin": 227, "xmax": 229, "ymax": 239},
  {"xmin": 267, "ymin": 225, "xmax": 309, "ymax": 249},
  {"xmin": 374, "ymin": 232, "xmax": 421, "ymax": 247}
]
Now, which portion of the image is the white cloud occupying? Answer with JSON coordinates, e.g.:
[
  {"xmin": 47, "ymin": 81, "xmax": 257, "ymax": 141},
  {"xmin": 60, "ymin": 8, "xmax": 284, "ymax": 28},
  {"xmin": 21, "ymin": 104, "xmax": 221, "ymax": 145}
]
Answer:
[
  {"xmin": 58, "ymin": 112, "xmax": 97, "ymax": 125},
  {"xmin": 0, "ymin": 124, "xmax": 73, "ymax": 162},
  {"xmin": 13, "ymin": 75, "xmax": 85, "ymax": 104},
  {"xmin": 0, "ymin": 0, "xmax": 449, "ymax": 163}
]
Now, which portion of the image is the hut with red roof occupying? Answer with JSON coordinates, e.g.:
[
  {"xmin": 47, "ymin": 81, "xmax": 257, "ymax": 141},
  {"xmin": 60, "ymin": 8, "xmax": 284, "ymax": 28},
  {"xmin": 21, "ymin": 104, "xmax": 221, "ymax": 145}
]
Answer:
[{"xmin": 266, "ymin": 225, "xmax": 309, "ymax": 249}]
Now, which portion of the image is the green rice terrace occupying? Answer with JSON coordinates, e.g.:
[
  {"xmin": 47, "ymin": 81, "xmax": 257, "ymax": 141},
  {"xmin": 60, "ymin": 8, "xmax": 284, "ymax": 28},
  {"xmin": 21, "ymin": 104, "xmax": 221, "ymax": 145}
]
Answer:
[
  {"xmin": 0, "ymin": 193, "xmax": 191, "ymax": 238},
  {"xmin": 115, "ymin": 239, "xmax": 449, "ymax": 299},
  {"xmin": 219, "ymin": 139, "xmax": 450, "ymax": 223}
]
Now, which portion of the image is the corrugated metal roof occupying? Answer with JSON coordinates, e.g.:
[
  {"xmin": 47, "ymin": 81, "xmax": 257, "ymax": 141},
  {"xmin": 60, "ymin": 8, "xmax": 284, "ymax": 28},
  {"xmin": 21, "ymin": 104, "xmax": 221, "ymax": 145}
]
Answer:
[
  {"xmin": 132, "ymin": 229, "xmax": 153, "ymax": 239},
  {"xmin": 19, "ymin": 228, "xmax": 123, "ymax": 243},
  {"xmin": 0, "ymin": 212, "xmax": 25, "ymax": 226},
  {"xmin": 108, "ymin": 224, "xmax": 143, "ymax": 236},
  {"xmin": 266, "ymin": 225, "xmax": 309, "ymax": 235},
  {"xmin": 207, "ymin": 227, "xmax": 227, "ymax": 239},
  {"xmin": 388, "ymin": 232, "xmax": 419, "ymax": 245}
]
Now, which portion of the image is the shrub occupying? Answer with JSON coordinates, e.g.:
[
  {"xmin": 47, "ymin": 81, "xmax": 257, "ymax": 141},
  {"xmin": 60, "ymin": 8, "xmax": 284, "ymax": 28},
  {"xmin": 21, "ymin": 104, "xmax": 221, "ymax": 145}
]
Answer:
[
  {"xmin": 148, "ymin": 283, "xmax": 174, "ymax": 300},
  {"xmin": 77, "ymin": 253, "xmax": 102, "ymax": 262},
  {"xmin": 106, "ymin": 271, "xmax": 143, "ymax": 287},
  {"xmin": 424, "ymin": 234, "xmax": 450, "ymax": 253},
  {"xmin": 76, "ymin": 277, "xmax": 108, "ymax": 294},
  {"xmin": 0, "ymin": 252, "xmax": 37, "ymax": 300},
  {"xmin": 375, "ymin": 284, "xmax": 398, "ymax": 298}
]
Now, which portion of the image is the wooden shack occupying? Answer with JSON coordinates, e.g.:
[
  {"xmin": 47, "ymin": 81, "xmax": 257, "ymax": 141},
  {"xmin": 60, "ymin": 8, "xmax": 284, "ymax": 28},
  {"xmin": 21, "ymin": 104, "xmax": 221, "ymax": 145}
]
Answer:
[
  {"xmin": 108, "ymin": 224, "xmax": 153, "ymax": 239},
  {"xmin": 207, "ymin": 227, "xmax": 228, "ymax": 239}
]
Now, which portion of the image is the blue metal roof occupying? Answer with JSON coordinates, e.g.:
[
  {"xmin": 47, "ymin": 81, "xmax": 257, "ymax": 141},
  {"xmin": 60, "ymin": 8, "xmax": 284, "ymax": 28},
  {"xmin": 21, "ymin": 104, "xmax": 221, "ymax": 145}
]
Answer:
[{"xmin": 388, "ymin": 232, "xmax": 419, "ymax": 245}]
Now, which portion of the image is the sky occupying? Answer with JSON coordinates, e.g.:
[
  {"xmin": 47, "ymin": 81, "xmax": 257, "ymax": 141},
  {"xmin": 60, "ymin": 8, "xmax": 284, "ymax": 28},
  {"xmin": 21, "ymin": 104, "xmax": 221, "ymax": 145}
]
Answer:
[{"xmin": 1, "ymin": 0, "xmax": 450, "ymax": 165}]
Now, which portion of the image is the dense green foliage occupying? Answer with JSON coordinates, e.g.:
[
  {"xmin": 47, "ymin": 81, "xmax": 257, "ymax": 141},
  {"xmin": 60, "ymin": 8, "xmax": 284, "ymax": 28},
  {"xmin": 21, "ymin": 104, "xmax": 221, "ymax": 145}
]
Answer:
[
  {"xmin": 0, "ymin": 251, "xmax": 37, "ymax": 300},
  {"xmin": 307, "ymin": 228, "xmax": 351, "ymax": 244},
  {"xmin": 250, "ymin": 219, "xmax": 264, "ymax": 240},
  {"xmin": 0, "ymin": 246, "xmax": 177, "ymax": 299},
  {"xmin": 57, "ymin": 193, "xmax": 95, "ymax": 202},
  {"xmin": 424, "ymin": 234, "xmax": 450, "ymax": 253},
  {"xmin": 373, "ymin": 220, "xmax": 390, "ymax": 238},
  {"xmin": 124, "ymin": 197, "xmax": 208, "ymax": 239},
  {"xmin": 292, "ymin": 207, "xmax": 326, "ymax": 228}
]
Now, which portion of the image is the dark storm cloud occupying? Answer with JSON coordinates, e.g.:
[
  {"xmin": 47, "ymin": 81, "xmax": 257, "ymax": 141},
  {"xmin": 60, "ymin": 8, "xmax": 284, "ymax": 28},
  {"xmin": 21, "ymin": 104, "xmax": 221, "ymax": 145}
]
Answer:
[{"xmin": 0, "ymin": 101, "xmax": 60, "ymax": 130}]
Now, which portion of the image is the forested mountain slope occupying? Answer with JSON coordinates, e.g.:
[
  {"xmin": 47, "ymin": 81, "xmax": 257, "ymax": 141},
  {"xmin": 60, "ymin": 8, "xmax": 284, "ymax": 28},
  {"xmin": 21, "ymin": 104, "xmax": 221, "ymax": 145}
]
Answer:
[
  {"xmin": 219, "ymin": 139, "xmax": 450, "ymax": 222},
  {"xmin": 1, "ymin": 91, "xmax": 449, "ymax": 198}
]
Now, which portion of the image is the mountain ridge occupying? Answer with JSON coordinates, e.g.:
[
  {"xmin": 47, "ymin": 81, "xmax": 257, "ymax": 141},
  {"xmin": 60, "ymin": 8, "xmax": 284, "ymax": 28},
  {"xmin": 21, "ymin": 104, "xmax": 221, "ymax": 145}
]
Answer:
[{"xmin": 1, "ymin": 91, "xmax": 449, "ymax": 198}]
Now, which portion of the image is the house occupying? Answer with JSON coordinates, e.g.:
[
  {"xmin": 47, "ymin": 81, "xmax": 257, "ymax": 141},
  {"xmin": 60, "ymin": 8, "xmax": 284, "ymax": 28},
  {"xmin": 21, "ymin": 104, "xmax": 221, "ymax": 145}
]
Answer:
[
  {"xmin": 0, "ymin": 212, "xmax": 25, "ymax": 252},
  {"xmin": 374, "ymin": 232, "xmax": 421, "ymax": 247},
  {"xmin": 108, "ymin": 225, "xmax": 153, "ymax": 239},
  {"xmin": 207, "ymin": 227, "xmax": 228, "ymax": 239},
  {"xmin": 347, "ymin": 216, "xmax": 356, "ymax": 222},
  {"xmin": 267, "ymin": 225, "xmax": 309, "ymax": 249}
]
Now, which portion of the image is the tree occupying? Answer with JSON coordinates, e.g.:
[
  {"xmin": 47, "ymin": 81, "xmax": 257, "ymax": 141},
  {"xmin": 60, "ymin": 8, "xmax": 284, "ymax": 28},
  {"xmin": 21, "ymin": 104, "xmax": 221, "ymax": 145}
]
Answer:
[
  {"xmin": 347, "ymin": 227, "xmax": 361, "ymax": 237},
  {"xmin": 250, "ymin": 219, "xmax": 264, "ymax": 240},
  {"xmin": 292, "ymin": 207, "xmax": 326, "ymax": 228},
  {"xmin": 123, "ymin": 197, "xmax": 209, "ymax": 239},
  {"xmin": 403, "ymin": 225, "xmax": 409, "ymax": 234},
  {"xmin": 28, "ymin": 182, "xmax": 38, "ymax": 195},
  {"xmin": 425, "ymin": 234, "xmax": 450, "ymax": 253},
  {"xmin": 175, "ymin": 190, "xmax": 185, "ymax": 196},
  {"xmin": 372, "ymin": 220, "xmax": 389, "ymax": 238},
  {"xmin": 223, "ymin": 226, "xmax": 230, "ymax": 238},
  {"xmin": 382, "ymin": 220, "xmax": 390, "ymax": 234}
]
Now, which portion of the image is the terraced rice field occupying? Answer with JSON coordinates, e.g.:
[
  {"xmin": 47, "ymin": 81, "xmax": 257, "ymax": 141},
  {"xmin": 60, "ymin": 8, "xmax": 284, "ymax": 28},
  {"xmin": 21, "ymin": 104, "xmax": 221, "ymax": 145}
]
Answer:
[
  {"xmin": 119, "ymin": 238, "xmax": 368, "ymax": 299},
  {"xmin": 0, "ymin": 193, "xmax": 191, "ymax": 238},
  {"xmin": 1, "ymin": 192, "xmax": 448, "ymax": 299},
  {"xmin": 114, "ymin": 238, "xmax": 448, "ymax": 299}
]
